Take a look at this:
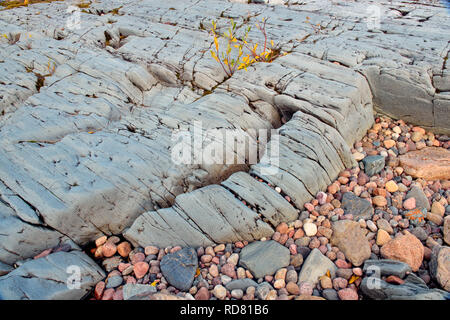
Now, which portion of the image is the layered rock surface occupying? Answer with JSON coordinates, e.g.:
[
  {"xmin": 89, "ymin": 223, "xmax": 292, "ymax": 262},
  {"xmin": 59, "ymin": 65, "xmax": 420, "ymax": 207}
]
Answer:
[{"xmin": 0, "ymin": 0, "xmax": 449, "ymax": 298}]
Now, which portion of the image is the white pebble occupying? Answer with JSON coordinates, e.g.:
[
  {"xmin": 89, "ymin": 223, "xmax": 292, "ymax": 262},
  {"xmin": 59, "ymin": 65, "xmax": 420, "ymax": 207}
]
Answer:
[{"xmin": 303, "ymin": 222, "xmax": 317, "ymax": 237}]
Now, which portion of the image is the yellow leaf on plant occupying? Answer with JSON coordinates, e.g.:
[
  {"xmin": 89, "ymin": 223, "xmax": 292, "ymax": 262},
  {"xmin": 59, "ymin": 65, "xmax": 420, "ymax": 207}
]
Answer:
[
  {"xmin": 214, "ymin": 37, "xmax": 219, "ymax": 51},
  {"xmin": 150, "ymin": 279, "xmax": 160, "ymax": 286},
  {"xmin": 349, "ymin": 275, "xmax": 360, "ymax": 284}
]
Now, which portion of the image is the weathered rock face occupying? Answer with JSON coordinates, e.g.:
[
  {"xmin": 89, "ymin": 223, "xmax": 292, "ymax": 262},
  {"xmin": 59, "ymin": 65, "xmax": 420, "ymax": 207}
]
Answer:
[
  {"xmin": 380, "ymin": 233, "xmax": 424, "ymax": 272},
  {"xmin": 0, "ymin": 0, "xmax": 448, "ymax": 290},
  {"xmin": 0, "ymin": 251, "xmax": 105, "ymax": 300},
  {"xmin": 331, "ymin": 220, "xmax": 371, "ymax": 266},
  {"xmin": 399, "ymin": 147, "xmax": 450, "ymax": 180}
]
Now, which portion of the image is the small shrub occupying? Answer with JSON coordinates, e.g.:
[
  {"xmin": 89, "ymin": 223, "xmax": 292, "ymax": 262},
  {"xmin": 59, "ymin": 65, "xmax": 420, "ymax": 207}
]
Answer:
[{"xmin": 210, "ymin": 17, "xmax": 286, "ymax": 77}]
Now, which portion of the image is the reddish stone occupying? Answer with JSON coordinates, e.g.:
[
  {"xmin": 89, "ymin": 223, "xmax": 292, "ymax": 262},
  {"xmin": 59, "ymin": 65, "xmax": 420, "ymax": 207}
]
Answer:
[
  {"xmin": 212, "ymin": 256, "xmax": 220, "ymax": 264},
  {"xmin": 338, "ymin": 288, "xmax": 358, "ymax": 300},
  {"xmin": 102, "ymin": 242, "xmax": 117, "ymax": 258},
  {"xmin": 399, "ymin": 147, "xmax": 450, "ymax": 180},
  {"xmin": 126, "ymin": 276, "xmax": 137, "ymax": 284},
  {"xmin": 234, "ymin": 241, "xmax": 244, "ymax": 248},
  {"xmin": 101, "ymin": 288, "xmax": 115, "ymax": 300},
  {"xmin": 293, "ymin": 228, "xmax": 305, "ymax": 240},
  {"xmin": 200, "ymin": 255, "xmax": 213, "ymax": 263},
  {"xmin": 195, "ymin": 287, "xmax": 210, "ymax": 300},
  {"xmin": 33, "ymin": 248, "xmax": 52, "ymax": 260},
  {"xmin": 279, "ymin": 233, "xmax": 288, "ymax": 245},
  {"xmin": 221, "ymin": 263, "xmax": 237, "ymax": 279},
  {"xmin": 170, "ymin": 246, "xmax": 182, "ymax": 253},
  {"xmin": 403, "ymin": 197, "xmax": 416, "ymax": 210},
  {"xmin": 289, "ymin": 244, "xmax": 297, "ymax": 255},
  {"xmin": 131, "ymin": 252, "xmax": 146, "ymax": 264},
  {"xmin": 385, "ymin": 275, "xmax": 404, "ymax": 285},
  {"xmin": 333, "ymin": 277, "xmax": 348, "ymax": 290},
  {"xmin": 118, "ymin": 262, "xmax": 131, "ymax": 273},
  {"xmin": 276, "ymin": 222, "xmax": 289, "ymax": 234},
  {"xmin": 144, "ymin": 246, "xmax": 159, "ymax": 255},
  {"xmin": 304, "ymin": 203, "xmax": 315, "ymax": 212},
  {"xmin": 133, "ymin": 261, "xmax": 149, "ymax": 279},
  {"xmin": 380, "ymin": 233, "xmax": 424, "ymax": 271},
  {"xmin": 117, "ymin": 242, "xmax": 132, "ymax": 258},
  {"xmin": 335, "ymin": 259, "xmax": 352, "ymax": 269},
  {"xmin": 286, "ymin": 282, "xmax": 300, "ymax": 295},
  {"xmin": 94, "ymin": 281, "xmax": 105, "ymax": 300},
  {"xmin": 95, "ymin": 236, "xmax": 107, "ymax": 247},
  {"xmin": 113, "ymin": 289, "xmax": 124, "ymax": 300}
]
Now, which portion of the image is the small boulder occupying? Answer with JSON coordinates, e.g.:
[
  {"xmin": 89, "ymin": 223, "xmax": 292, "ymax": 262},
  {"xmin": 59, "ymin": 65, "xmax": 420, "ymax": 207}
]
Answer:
[
  {"xmin": 362, "ymin": 155, "xmax": 385, "ymax": 176},
  {"xmin": 160, "ymin": 247, "xmax": 198, "ymax": 291},
  {"xmin": 331, "ymin": 220, "xmax": 371, "ymax": 266},
  {"xmin": 380, "ymin": 233, "xmax": 424, "ymax": 272},
  {"xmin": 298, "ymin": 248, "xmax": 337, "ymax": 286},
  {"xmin": 239, "ymin": 241, "xmax": 290, "ymax": 279},
  {"xmin": 341, "ymin": 192, "xmax": 374, "ymax": 221}
]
